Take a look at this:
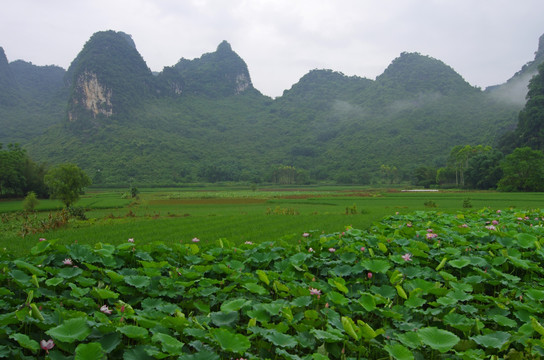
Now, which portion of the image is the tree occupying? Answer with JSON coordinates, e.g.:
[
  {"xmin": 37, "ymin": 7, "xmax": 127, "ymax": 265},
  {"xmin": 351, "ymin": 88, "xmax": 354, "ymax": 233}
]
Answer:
[
  {"xmin": 497, "ymin": 147, "xmax": 544, "ymax": 192},
  {"xmin": 465, "ymin": 149, "xmax": 503, "ymax": 189},
  {"xmin": 22, "ymin": 191, "xmax": 39, "ymax": 212},
  {"xmin": 413, "ymin": 166, "xmax": 437, "ymax": 188},
  {"xmin": 44, "ymin": 164, "xmax": 92, "ymax": 207},
  {"xmin": 447, "ymin": 144, "xmax": 491, "ymax": 186},
  {"xmin": 0, "ymin": 143, "xmax": 47, "ymax": 198},
  {"xmin": 514, "ymin": 62, "xmax": 544, "ymax": 150}
]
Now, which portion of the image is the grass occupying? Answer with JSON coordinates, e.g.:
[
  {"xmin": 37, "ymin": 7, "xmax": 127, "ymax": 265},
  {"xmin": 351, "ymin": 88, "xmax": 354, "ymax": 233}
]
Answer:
[{"xmin": 2, "ymin": 187, "xmax": 544, "ymax": 257}]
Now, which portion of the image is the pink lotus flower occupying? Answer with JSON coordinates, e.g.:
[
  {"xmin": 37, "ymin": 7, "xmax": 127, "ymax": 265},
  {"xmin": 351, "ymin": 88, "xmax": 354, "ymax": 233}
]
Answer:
[
  {"xmin": 244, "ymin": 241, "xmax": 253, "ymax": 245},
  {"xmin": 485, "ymin": 225, "xmax": 497, "ymax": 231},
  {"xmin": 328, "ymin": 248, "xmax": 336, "ymax": 253},
  {"xmin": 427, "ymin": 229, "xmax": 433, "ymax": 233},
  {"xmin": 426, "ymin": 233, "xmax": 438, "ymax": 239},
  {"xmin": 192, "ymin": 237, "xmax": 200, "ymax": 243},
  {"xmin": 402, "ymin": 253, "xmax": 412, "ymax": 262},
  {"xmin": 406, "ymin": 223, "xmax": 412, "ymax": 227},
  {"xmin": 367, "ymin": 272, "xmax": 373, "ymax": 279},
  {"xmin": 39, "ymin": 238, "xmax": 46, "ymax": 241},
  {"xmin": 308, "ymin": 247, "xmax": 314, "ymax": 252},
  {"xmin": 360, "ymin": 247, "xmax": 365, "ymax": 252},
  {"xmin": 63, "ymin": 258, "xmax": 73, "ymax": 266},
  {"xmin": 492, "ymin": 220, "xmax": 499, "ymax": 225},
  {"xmin": 40, "ymin": 339, "xmax": 54, "ymax": 354},
  {"xmin": 461, "ymin": 224, "xmax": 468, "ymax": 228},
  {"xmin": 100, "ymin": 305, "xmax": 112, "ymax": 314},
  {"xmin": 302, "ymin": 232, "xmax": 310, "ymax": 237},
  {"xmin": 496, "ymin": 210, "xmax": 502, "ymax": 214},
  {"xmin": 128, "ymin": 238, "xmax": 134, "ymax": 243},
  {"xmin": 309, "ymin": 288, "xmax": 321, "ymax": 296}
]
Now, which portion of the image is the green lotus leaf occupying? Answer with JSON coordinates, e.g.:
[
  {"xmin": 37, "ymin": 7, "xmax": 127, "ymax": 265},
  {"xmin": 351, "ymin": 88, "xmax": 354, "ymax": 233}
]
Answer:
[
  {"xmin": 57, "ymin": 267, "xmax": 83, "ymax": 279},
  {"xmin": 330, "ymin": 264, "xmax": 353, "ymax": 277},
  {"xmin": 397, "ymin": 332, "xmax": 421, "ymax": 349},
  {"xmin": 471, "ymin": 331, "xmax": 511, "ymax": 348},
  {"xmin": 30, "ymin": 239, "xmax": 55, "ymax": 255},
  {"xmin": 9, "ymin": 333, "xmax": 39, "ymax": 353},
  {"xmin": 310, "ymin": 327, "xmax": 344, "ymax": 342},
  {"xmin": 243, "ymin": 282, "xmax": 267, "ymax": 295},
  {"xmin": 45, "ymin": 277, "xmax": 64, "ymax": 286},
  {"xmin": 443, "ymin": 313, "xmax": 474, "ymax": 333},
  {"xmin": 289, "ymin": 253, "xmax": 311, "ymax": 267},
  {"xmin": 178, "ymin": 350, "xmax": 220, "ymax": 360},
  {"xmin": 99, "ymin": 332, "xmax": 122, "ymax": 353},
  {"xmin": 46, "ymin": 318, "xmax": 92, "ymax": 343},
  {"xmin": 448, "ymin": 258, "xmax": 471, "ymax": 269},
  {"xmin": 358, "ymin": 293, "xmax": 377, "ymax": 311},
  {"xmin": 418, "ymin": 327, "xmax": 460, "ymax": 353},
  {"xmin": 263, "ymin": 330, "xmax": 298, "ymax": 348},
  {"xmin": 210, "ymin": 311, "xmax": 239, "ymax": 327},
  {"xmin": 152, "ymin": 332, "xmax": 184, "ymax": 355},
  {"xmin": 13, "ymin": 260, "xmax": 46, "ymax": 276},
  {"xmin": 384, "ymin": 343, "xmax": 414, "ymax": 360},
  {"xmin": 491, "ymin": 314, "xmax": 517, "ymax": 328},
  {"xmin": 9, "ymin": 270, "xmax": 31, "ymax": 287},
  {"xmin": 405, "ymin": 295, "xmax": 426, "ymax": 308},
  {"xmin": 291, "ymin": 296, "xmax": 312, "ymax": 307},
  {"xmin": 91, "ymin": 287, "xmax": 119, "ymax": 300},
  {"xmin": 360, "ymin": 259, "xmax": 391, "ymax": 273},
  {"xmin": 526, "ymin": 289, "xmax": 544, "ymax": 301},
  {"xmin": 328, "ymin": 277, "xmax": 349, "ymax": 293},
  {"xmin": 261, "ymin": 301, "xmax": 288, "ymax": 316},
  {"xmin": 124, "ymin": 275, "xmax": 151, "ymax": 288},
  {"xmin": 212, "ymin": 328, "xmax": 251, "ymax": 354},
  {"xmin": 117, "ymin": 325, "xmax": 149, "ymax": 339},
  {"xmin": 122, "ymin": 345, "xmax": 154, "ymax": 360},
  {"xmin": 220, "ymin": 298, "xmax": 250, "ymax": 312},
  {"xmin": 75, "ymin": 342, "xmax": 105, "ymax": 360},
  {"xmin": 327, "ymin": 291, "xmax": 349, "ymax": 305},
  {"xmin": 516, "ymin": 233, "xmax": 537, "ymax": 248}
]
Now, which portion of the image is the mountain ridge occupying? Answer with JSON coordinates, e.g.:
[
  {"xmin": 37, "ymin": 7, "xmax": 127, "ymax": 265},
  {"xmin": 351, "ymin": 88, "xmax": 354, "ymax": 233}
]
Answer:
[{"xmin": 0, "ymin": 30, "xmax": 542, "ymax": 185}]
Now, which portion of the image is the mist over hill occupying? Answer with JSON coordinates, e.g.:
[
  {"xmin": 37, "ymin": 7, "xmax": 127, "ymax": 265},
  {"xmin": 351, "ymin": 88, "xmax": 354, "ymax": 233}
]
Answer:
[{"xmin": 0, "ymin": 30, "xmax": 542, "ymax": 185}]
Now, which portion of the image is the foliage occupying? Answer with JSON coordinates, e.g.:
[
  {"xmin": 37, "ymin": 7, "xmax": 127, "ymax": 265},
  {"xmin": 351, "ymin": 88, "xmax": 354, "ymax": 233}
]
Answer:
[
  {"xmin": 19, "ymin": 209, "xmax": 71, "ymax": 238},
  {"xmin": 464, "ymin": 149, "xmax": 504, "ymax": 189},
  {"xmin": 0, "ymin": 32, "xmax": 529, "ymax": 185},
  {"xmin": 0, "ymin": 143, "xmax": 48, "ymax": 198},
  {"xmin": 22, "ymin": 191, "xmax": 39, "ymax": 212},
  {"xmin": 505, "ymin": 62, "xmax": 544, "ymax": 151},
  {"xmin": 498, "ymin": 147, "xmax": 544, "ymax": 191},
  {"xmin": 412, "ymin": 166, "xmax": 437, "ymax": 188},
  {"xmin": 44, "ymin": 164, "xmax": 92, "ymax": 207},
  {"xmin": 2, "ymin": 208, "xmax": 544, "ymax": 358}
]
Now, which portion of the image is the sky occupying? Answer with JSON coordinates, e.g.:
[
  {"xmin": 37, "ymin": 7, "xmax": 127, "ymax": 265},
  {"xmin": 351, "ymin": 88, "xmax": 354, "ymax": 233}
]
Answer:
[{"xmin": 1, "ymin": 0, "xmax": 543, "ymax": 98}]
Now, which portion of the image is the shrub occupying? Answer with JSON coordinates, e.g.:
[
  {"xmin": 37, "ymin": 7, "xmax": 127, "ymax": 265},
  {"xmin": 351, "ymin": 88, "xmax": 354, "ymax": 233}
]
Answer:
[{"xmin": 22, "ymin": 191, "xmax": 39, "ymax": 212}]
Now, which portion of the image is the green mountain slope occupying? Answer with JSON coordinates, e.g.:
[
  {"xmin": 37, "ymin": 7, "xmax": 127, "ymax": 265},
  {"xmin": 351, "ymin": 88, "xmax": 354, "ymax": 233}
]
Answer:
[{"xmin": 0, "ymin": 30, "xmax": 540, "ymax": 185}]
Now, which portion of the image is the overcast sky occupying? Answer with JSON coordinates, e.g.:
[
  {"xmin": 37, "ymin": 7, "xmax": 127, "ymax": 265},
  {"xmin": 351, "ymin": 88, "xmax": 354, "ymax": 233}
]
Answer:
[{"xmin": 1, "ymin": 0, "xmax": 543, "ymax": 97}]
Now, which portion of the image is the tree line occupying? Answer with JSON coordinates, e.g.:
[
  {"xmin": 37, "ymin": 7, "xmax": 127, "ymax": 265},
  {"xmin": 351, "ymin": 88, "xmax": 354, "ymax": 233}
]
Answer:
[
  {"xmin": 0, "ymin": 144, "xmax": 91, "ymax": 206},
  {"xmin": 413, "ymin": 62, "xmax": 544, "ymax": 191}
]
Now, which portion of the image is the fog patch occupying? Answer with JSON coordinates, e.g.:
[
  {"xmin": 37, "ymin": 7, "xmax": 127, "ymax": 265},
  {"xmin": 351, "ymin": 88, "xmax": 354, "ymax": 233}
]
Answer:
[
  {"xmin": 387, "ymin": 92, "xmax": 442, "ymax": 114},
  {"xmin": 332, "ymin": 100, "xmax": 365, "ymax": 116},
  {"xmin": 487, "ymin": 71, "xmax": 536, "ymax": 106}
]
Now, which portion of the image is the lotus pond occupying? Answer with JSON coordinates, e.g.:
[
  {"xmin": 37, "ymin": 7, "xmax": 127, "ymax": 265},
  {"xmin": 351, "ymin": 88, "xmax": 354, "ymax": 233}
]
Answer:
[{"xmin": 2, "ymin": 207, "xmax": 544, "ymax": 359}]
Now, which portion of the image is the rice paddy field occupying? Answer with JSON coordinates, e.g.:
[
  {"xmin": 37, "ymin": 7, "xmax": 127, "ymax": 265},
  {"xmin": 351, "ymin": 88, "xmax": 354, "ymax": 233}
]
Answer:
[
  {"xmin": 1, "ymin": 186, "xmax": 543, "ymax": 257},
  {"xmin": 4, "ymin": 187, "xmax": 544, "ymax": 358}
]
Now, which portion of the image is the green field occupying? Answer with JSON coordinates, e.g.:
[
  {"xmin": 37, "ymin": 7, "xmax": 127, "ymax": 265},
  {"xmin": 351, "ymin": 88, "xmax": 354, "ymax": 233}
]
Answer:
[{"xmin": 1, "ymin": 187, "xmax": 544, "ymax": 257}]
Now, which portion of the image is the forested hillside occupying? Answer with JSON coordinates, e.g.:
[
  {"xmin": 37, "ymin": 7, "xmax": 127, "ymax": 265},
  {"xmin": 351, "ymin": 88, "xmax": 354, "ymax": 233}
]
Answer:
[{"xmin": 0, "ymin": 30, "xmax": 542, "ymax": 186}]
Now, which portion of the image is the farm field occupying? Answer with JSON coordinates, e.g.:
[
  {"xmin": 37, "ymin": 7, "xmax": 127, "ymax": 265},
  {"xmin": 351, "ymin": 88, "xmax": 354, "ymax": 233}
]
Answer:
[
  {"xmin": 1, "ymin": 187, "xmax": 544, "ymax": 257},
  {"xmin": 2, "ymin": 191, "xmax": 544, "ymax": 358}
]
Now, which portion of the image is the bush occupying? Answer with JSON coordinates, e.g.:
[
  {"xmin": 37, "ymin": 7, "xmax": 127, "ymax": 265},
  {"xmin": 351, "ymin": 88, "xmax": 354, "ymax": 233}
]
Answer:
[
  {"xmin": 67, "ymin": 206, "xmax": 87, "ymax": 220},
  {"xmin": 22, "ymin": 191, "xmax": 39, "ymax": 212}
]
